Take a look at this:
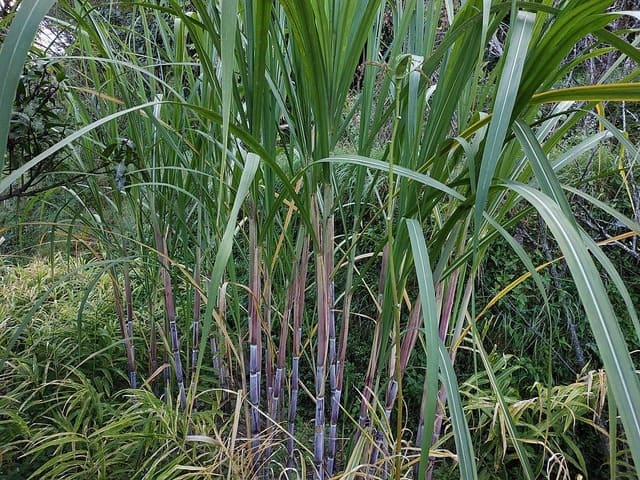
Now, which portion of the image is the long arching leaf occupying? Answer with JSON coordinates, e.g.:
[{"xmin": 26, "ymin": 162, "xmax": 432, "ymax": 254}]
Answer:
[
  {"xmin": 407, "ymin": 218, "xmax": 477, "ymax": 480},
  {"xmin": 507, "ymin": 181, "xmax": 640, "ymax": 470}
]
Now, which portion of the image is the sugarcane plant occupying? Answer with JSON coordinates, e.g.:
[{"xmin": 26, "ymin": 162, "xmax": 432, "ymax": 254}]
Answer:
[{"xmin": 1, "ymin": 0, "xmax": 640, "ymax": 478}]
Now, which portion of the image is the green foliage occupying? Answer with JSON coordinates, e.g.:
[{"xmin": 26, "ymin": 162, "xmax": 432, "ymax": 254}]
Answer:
[{"xmin": 1, "ymin": 0, "xmax": 639, "ymax": 478}]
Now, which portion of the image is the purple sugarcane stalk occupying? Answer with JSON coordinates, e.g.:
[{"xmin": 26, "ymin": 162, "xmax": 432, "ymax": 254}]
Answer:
[
  {"xmin": 110, "ymin": 273, "xmax": 137, "ymax": 388},
  {"xmin": 262, "ymin": 273, "xmax": 275, "ymax": 475},
  {"xmin": 248, "ymin": 208, "xmax": 263, "ymax": 468},
  {"xmin": 272, "ymin": 279, "xmax": 293, "ymax": 422},
  {"xmin": 326, "ymin": 276, "xmax": 342, "ymax": 476},
  {"xmin": 150, "ymin": 310, "xmax": 158, "ymax": 396},
  {"xmin": 273, "ymin": 233, "xmax": 307, "ymax": 423},
  {"xmin": 264, "ymin": 275, "xmax": 274, "ymax": 418},
  {"xmin": 123, "ymin": 269, "xmax": 137, "ymax": 388},
  {"xmin": 190, "ymin": 250, "xmax": 201, "ymax": 402},
  {"xmin": 287, "ymin": 236, "xmax": 309, "ymax": 467},
  {"xmin": 211, "ymin": 283, "xmax": 230, "ymax": 396},
  {"xmin": 156, "ymin": 231, "xmax": 187, "ymax": 410},
  {"xmin": 313, "ymin": 188, "xmax": 334, "ymax": 480}
]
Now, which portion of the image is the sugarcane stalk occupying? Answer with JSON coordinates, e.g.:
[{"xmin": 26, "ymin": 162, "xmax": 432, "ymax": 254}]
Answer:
[
  {"xmin": 287, "ymin": 234, "xmax": 309, "ymax": 467},
  {"xmin": 264, "ymin": 273, "xmax": 274, "ymax": 417},
  {"xmin": 327, "ymin": 161, "xmax": 369, "ymax": 474},
  {"xmin": 272, "ymin": 230, "xmax": 306, "ymax": 422},
  {"xmin": 327, "ymin": 328, "xmax": 346, "ymax": 476},
  {"xmin": 123, "ymin": 269, "xmax": 137, "ymax": 388},
  {"xmin": 247, "ymin": 204, "xmax": 263, "ymax": 467},
  {"xmin": 110, "ymin": 272, "xmax": 137, "ymax": 388},
  {"xmin": 156, "ymin": 230, "xmax": 187, "ymax": 410},
  {"xmin": 272, "ymin": 180, "xmax": 306, "ymax": 425},
  {"xmin": 262, "ymin": 271, "xmax": 275, "ymax": 476},
  {"xmin": 150, "ymin": 298, "xmax": 158, "ymax": 396},
  {"xmin": 312, "ymin": 184, "xmax": 334, "ymax": 480},
  {"xmin": 272, "ymin": 277, "xmax": 293, "ymax": 422},
  {"xmin": 210, "ymin": 282, "xmax": 230, "ymax": 397},
  {"xmin": 191, "ymin": 244, "xmax": 201, "ymax": 400}
]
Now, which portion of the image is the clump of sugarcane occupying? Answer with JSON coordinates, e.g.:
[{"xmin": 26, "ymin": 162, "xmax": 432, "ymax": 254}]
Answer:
[
  {"xmin": 270, "ymin": 230, "xmax": 307, "ymax": 465},
  {"xmin": 154, "ymin": 228, "xmax": 187, "ymax": 410}
]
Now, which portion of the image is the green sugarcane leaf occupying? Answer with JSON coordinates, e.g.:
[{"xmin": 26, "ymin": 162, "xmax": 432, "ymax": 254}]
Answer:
[
  {"xmin": 320, "ymin": 155, "xmax": 465, "ymax": 201},
  {"xmin": 0, "ymin": 0, "xmax": 57, "ymax": 175},
  {"xmin": 407, "ymin": 218, "xmax": 441, "ymax": 479},
  {"xmin": 475, "ymin": 11, "xmax": 535, "ymax": 249},
  {"xmin": 507, "ymin": 181, "xmax": 640, "ymax": 471},
  {"xmin": 408, "ymin": 217, "xmax": 478, "ymax": 480},
  {"xmin": 532, "ymin": 83, "xmax": 640, "ymax": 104},
  {"xmin": 220, "ymin": 0, "xmax": 238, "ymax": 157},
  {"xmin": 437, "ymin": 340, "xmax": 477, "ymax": 480},
  {"xmin": 196, "ymin": 151, "xmax": 260, "ymax": 378},
  {"xmin": 513, "ymin": 120, "xmax": 574, "ymax": 220}
]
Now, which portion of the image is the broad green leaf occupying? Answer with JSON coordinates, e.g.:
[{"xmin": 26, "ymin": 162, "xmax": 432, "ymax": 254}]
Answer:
[
  {"xmin": 407, "ymin": 218, "xmax": 477, "ymax": 480},
  {"xmin": 437, "ymin": 340, "xmax": 477, "ymax": 480},
  {"xmin": 220, "ymin": 0, "xmax": 239, "ymax": 155},
  {"xmin": 513, "ymin": 120, "xmax": 574, "ymax": 220},
  {"xmin": 507, "ymin": 181, "xmax": 640, "ymax": 471},
  {"xmin": 0, "ymin": 0, "xmax": 57, "ymax": 174},
  {"xmin": 610, "ymin": 11, "xmax": 640, "ymax": 21},
  {"xmin": 532, "ymin": 84, "xmax": 640, "ymax": 104},
  {"xmin": 563, "ymin": 186, "xmax": 640, "ymax": 237},
  {"xmin": 552, "ymin": 131, "xmax": 613, "ymax": 172},
  {"xmin": 407, "ymin": 218, "xmax": 441, "ymax": 478},
  {"xmin": 475, "ymin": 11, "xmax": 535, "ymax": 248},
  {"xmin": 583, "ymin": 235, "xmax": 640, "ymax": 346},
  {"xmin": 320, "ymin": 155, "xmax": 465, "ymax": 201}
]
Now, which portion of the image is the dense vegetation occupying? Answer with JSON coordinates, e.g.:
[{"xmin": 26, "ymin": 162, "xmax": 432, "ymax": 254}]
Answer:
[{"xmin": 1, "ymin": 0, "xmax": 639, "ymax": 478}]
